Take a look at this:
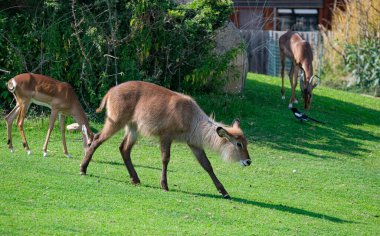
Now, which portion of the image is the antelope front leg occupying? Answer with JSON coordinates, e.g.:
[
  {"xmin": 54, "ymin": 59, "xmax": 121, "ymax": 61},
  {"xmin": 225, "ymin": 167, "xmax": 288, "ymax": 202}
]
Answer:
[
  {"xmin": 42, "ymin": 109, "xmax": 58, "ymax": 158},
  {"xmin": 59, "ymin": 114, "xmax": 71, "ymax": 158},
  {"xmin": 280, "ymin": 50, "xmax": 286, "ymax": 100},
  {"xmin": 189, "ymin": 144, "xmax": 230, "ymax": 199},
  {"xmin": 292, "ymin": 65, "xmax": 300, "ymax": 104},
  {"xmin": 288, "ymin": 63, "xmax": 296, "ymax": 108},
  {"xmin": 160, "ymin": 138, "xmax": 172, "ymax": 191},
  {"xmin": 4, "ymin": 105, "xmax": 20, "ymax": 153}
]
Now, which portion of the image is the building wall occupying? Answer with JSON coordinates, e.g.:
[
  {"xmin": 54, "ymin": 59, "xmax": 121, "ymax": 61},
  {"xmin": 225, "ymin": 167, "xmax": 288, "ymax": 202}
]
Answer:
[
  {"xmin": 232, "ymin": 0, "xmax": 346, "ymax": 30},
  {"xmin": 233, "ymin": 0, "xmax": 323, "ymax": 8}
]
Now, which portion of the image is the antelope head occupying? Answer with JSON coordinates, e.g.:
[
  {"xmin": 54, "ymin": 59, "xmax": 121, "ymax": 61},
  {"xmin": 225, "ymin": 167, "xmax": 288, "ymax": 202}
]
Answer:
[
  {"xmin": 301, "ymin": 75, "xmax": 320, "ymax": 110},
  {"xmin": 216, "ymin": 119, "xmax": 251, "ymax": 166}
]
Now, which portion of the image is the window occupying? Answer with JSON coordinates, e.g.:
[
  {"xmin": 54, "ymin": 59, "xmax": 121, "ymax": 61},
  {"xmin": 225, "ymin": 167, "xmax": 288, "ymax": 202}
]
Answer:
[{"xmin": 277, "ymin": 8, "xmax": 319, "ymax": 31}]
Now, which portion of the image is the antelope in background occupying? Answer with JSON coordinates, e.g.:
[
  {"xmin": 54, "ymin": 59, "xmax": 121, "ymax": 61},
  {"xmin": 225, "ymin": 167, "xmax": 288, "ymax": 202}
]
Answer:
[
  {"xmin": 80, "ymin": 81, "xmax": 251, "ymax": 199},
  {"xmin": 279, "ymin": 31, "xmax": 320, "ymax": 110},
  {"xmin": 5, "ymin": 73, "xmax": 94, "ymax": 157}
]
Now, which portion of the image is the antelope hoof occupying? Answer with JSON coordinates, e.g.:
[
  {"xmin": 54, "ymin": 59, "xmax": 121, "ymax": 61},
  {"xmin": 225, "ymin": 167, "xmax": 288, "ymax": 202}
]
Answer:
[
  {"xmin": 65, "ymin": 153, "xmax": 72, "ymax": 158},
  {"xmin": 223, "ymin": 194, "xmax": 231, "ymax": 199},
  {"xmin": 80, "ymin": 166, "xmax": 87, "ymax": 175},
  {"xmin": 161, "ymin": 182, "xmax": 169, "ymax": 191},
  {"xmin": 131, "ymin": 178, "xmax": 140, "ymax": 185},
  {"xmin": 10, "ymin": 148, "xmax": 14, "ymax": 153},
  {"xmin": 43, "ymin": 151, "xmax": 48, "ymax": 158},
  {"xmin": 281, "ymin": 96, "xmax": 285, "ymax": 100},
  {"xmin": 294, "ymin": 99, "xmax": 298, "ymax": 104},
  {"xmin": 27, "ymin": 150, "xmax": 32, "ymax": 155},
  {"xmin": 288, "ymin": 103, "xmax": 293, "ymax": 108}
]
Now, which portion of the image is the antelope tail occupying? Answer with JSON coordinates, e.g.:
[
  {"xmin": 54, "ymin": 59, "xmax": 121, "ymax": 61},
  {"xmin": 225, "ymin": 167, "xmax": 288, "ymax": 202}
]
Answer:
[
  {"xmin": 7, "ymin": 78, "xmax": 17, "ymax": 93},
  {"xmin": 96, "ymin": 93, "xmax": 109, "ymax": 113}
]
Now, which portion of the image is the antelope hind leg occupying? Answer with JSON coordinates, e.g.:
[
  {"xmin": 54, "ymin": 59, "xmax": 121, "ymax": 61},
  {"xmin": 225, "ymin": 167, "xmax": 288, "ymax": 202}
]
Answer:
[
  {"xmin": 16, "ymin": 101, "xmax": 32, "ymax": 155},
  {"xmin": 160, "ymin": 138, "xmax": 172, "ymax": 191},
  {"xmin": 5, "ymin": 105, "xmax": 20, "ymax": 153},
  {"xmin": 119, "ymin": 130, "xmax": 140, "ymax": 185}
]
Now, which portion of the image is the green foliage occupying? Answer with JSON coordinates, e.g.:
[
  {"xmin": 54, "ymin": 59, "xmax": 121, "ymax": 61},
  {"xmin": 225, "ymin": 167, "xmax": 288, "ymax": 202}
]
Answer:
[
  {"xmin": 345, "ymin": 38, "xmax": 380, "ymax": 90},
  {"xmin": 128, "ymin": 0, "xmax": 234, "ymax": 91},
  {"xmin": 0, "ymin": 0, "xmax": 236, "ymax": 112}
]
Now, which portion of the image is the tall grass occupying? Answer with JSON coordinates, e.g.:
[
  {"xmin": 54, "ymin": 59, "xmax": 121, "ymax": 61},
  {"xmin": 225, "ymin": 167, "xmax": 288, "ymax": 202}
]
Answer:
[{"xmin": 321, "ymin": 0, "xmax": 380, "ymax": 93}]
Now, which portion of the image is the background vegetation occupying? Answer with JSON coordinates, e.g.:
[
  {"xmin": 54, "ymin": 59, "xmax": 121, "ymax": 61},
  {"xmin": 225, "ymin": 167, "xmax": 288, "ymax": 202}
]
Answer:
[
  {"xmin": 320, "ymin": 0, "xmax": 380, "ymax": 96},
  {"xmin": 0, "ymin": 0, "xmax": 236, "ymax": 113},
  {"xmin": 1, "ymin": 74, "xmax": 379, "ymax": 235}
]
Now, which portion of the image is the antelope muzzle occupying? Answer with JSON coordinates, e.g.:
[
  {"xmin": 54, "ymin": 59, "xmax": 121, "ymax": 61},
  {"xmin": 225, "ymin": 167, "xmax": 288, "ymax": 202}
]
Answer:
[{"xmin": 240, "ymin": 158, "xmax": 252, "ymax": 166}]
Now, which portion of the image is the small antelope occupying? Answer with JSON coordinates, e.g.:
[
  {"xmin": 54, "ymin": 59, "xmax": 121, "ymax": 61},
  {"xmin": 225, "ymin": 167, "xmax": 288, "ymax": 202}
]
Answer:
[
  {"xmin": 5, "ymin": 73, "xmax": 94, "ymax": 157},
  {"xmin": 279, "ymin": 31, "xmax": 320, "ymax": 110},
  {"xmin": 80, "ymin": 81, "xmax": 251, "ymax": 199}
]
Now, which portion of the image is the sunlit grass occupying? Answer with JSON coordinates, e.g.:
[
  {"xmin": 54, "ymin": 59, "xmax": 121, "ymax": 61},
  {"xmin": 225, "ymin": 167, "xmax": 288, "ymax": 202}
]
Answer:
[{"xmin": 1, "ymin": 73, "xmax": 379, "ymax": 235}]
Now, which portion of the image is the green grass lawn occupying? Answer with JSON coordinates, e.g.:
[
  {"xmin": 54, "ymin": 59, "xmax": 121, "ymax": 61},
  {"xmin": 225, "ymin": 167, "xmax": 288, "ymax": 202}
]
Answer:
[{"xmin": 1, "ymin": 73, "xmax": 379, "ymax": 235}]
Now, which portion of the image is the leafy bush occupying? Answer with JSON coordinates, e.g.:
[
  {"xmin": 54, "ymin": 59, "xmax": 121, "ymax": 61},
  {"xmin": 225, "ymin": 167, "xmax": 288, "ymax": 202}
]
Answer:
[
  {"xmin": 127, "ymin": 0, "xmax": 234, "ymax": 91},
  {"xmin": 0, "ymin": 0, "xmax": 236, "ymax": 113},
  {"xmin": 345, "ymin": 38, "xmax": 380, "ymax": 90}
]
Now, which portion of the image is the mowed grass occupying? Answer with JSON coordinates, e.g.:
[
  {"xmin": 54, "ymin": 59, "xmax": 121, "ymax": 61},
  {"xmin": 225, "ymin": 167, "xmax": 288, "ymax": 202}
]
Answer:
[{"xmin": 0, "ymin": 73, "xmax": 379, "ymax": 235}]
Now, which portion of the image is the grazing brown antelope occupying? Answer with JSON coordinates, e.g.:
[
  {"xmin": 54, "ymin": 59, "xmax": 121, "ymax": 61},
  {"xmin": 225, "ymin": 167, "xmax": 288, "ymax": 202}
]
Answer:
[
  {"xmin": 279, "ymin": 31, "xmax": 320, "ymax": 110},
  {"xmin": 5, "ymin": 73, "xmax": 94, "ymax": 157},
  {"xmin": 80, "ymin": 81, "xmax": 251, "ymax": 199}
]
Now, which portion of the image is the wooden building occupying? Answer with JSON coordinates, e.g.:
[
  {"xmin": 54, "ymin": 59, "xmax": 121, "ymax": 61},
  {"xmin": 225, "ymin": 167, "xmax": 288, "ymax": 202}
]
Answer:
[{"xmin": 231, "ymin": 0, "xmax": 345, "ymax": 31}]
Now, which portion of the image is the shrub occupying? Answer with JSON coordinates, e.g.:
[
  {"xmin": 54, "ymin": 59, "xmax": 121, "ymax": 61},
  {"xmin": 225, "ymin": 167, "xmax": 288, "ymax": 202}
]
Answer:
[
  {"xmin": 0, "ymin": 0, "xmax": 236, "ymax": 113},
  {"xmin": 345, "ymin": 38, "xmax": 380, "ymax": 91}
]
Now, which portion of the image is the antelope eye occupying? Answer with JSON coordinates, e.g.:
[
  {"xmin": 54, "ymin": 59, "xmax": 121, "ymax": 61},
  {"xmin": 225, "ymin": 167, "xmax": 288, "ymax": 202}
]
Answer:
[{"xmin": 236, "ymin": 142, "xmax": 243, "ymax": 148}]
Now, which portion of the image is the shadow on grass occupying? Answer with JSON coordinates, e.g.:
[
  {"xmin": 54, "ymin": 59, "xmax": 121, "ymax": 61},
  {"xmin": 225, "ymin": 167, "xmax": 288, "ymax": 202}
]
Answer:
[
  {"xmin": 138, "ymin": 182, "xmax": 355, "ymax": 224},
  {"xmin": 201, "ymin": 78, "xmax": 380, "ymax": 160},
  {"xmin": 195, "ymin": 193, "xmax": 354, "ymax": 224},
  {"xmin": 92, "ymin": 160, "xmax": 168, "ymax": 172},
  {"xmin": 93, "ymin": 160, "xmax": 125, "ymax": 166},
  {"xmin": 82, "ymin": 169, "xmax": 353, "ymax": 224},
  {"xmin": 257, "ymin": 79, "xmax": 379, "ymax": 159}
]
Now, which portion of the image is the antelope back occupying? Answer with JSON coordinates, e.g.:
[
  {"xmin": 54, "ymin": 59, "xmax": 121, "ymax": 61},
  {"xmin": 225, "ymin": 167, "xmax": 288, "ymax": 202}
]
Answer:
[
  {"xmin": 103, "ymin": 81, "xmax": 198, "ymax": 139},
  {"xmin": 10, "ymin": 73, "xmax": 78, "ymax": 112}
]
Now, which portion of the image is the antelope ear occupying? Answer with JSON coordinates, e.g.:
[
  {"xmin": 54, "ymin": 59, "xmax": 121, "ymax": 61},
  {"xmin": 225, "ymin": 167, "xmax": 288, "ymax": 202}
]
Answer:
[
  {"xmin": 232, "ymin": 119, "xmax": 241, "ymax": 128},
  {"xmin": 217, "ymin": 127, "xmax": 233, "ymax": 140}
]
